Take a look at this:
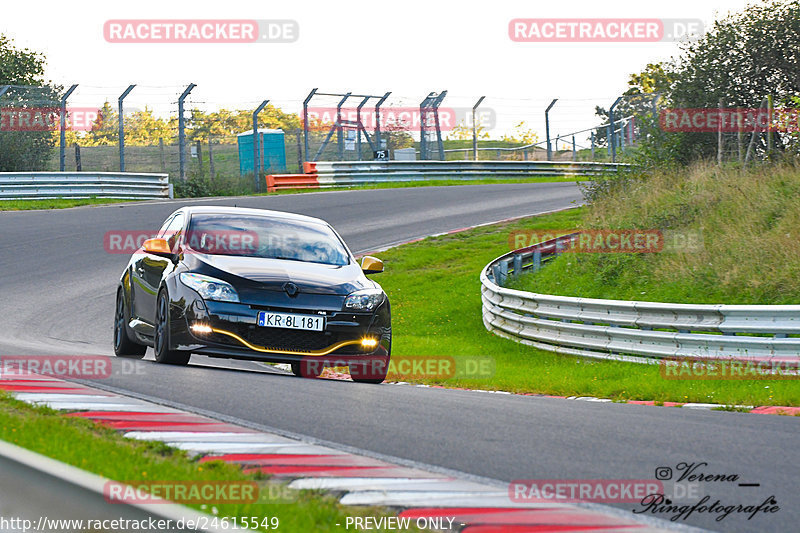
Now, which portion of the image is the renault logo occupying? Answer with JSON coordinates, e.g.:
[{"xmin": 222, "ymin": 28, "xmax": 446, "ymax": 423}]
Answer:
[{"xmin": 283, "ymin": 282, "xmax": 299, "ymax": 297}]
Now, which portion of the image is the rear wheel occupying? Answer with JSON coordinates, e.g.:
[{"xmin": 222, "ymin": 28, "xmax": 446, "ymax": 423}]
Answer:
[
  {"xmin": 154, "ymin": 290, "xmax": 190, "ymax": 366},
  {"xmin": 114, "ymin": 289, "xmax": 146, "ymax": 358}
]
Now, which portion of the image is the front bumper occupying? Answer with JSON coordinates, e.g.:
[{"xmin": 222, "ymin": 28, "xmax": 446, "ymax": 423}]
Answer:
[{"xmin": 172, "ymin": 297, "xmax": 391, "ymax": 363}]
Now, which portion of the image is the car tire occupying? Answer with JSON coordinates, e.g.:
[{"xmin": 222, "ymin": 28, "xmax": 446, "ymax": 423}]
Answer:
[
  {"xmin": 291, "ymin": 361, "xmax": 323, "ymax": 378},
  {"xmin": 114, "ymin": 289, "xmax": 147, "ymax": 358},
  {"xmin": 154, "ymin": 290, "xmax": 191, "ymax": 366},
  {"xmin": 351, "ymin": 352, "xmax": 390, "ymax": 384}
]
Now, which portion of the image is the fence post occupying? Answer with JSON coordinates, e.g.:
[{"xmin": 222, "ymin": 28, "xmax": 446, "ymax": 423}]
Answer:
[
  {"xmin": 472, "ymin": 96, "xmax": 485, "ymax": 161},
  {"xmin": 208, "ymin": 137, "xmax": 215, "ymax": 181},
  {"xmin": 118, "ymin": 84, "xmax": 135, "ymax": 172},
  {"xmin": 545, "ymin": 98, "xmax": 557, "ymax": 161},
  {"xmin": 74, "ymin": 143, "xmax": 82, "ymax": 171},
  {"xmin": 766, "ymin": 94, "xmax": 773, "ymax": 156},
  {"xmin": 296, "ymin": 131, "xmax": 303, "ymax": 172},
  {"xmin": 177, "ymin": 83, "xmax": 196, "ymax": 180},
  {"xmin": 591, "ymin": 131, "xmax": 595, "ymax": 160},
  {"xmin": 717, "ymin": 99, "xmax": 724, "ymax": 165},
  {"xmin": 572, "ymin": 135, "xmax": 576, "ymax": 161},
  {"xmin": 374, "ymin": 92, "xmax": 390, "ymax": 155},
  {"xmin": 159, "ymin": 137, "xmax": 166, "ymax": 172},
  {"xmin": 302, "ymin": 88, "xmax": 317, "ymax": 163},
  {"xmin": 252, "ymin": 99, "xmax": 269, "ymax": 192},
  {"xmin": 196, "ymin": 140, "xmax": 203, "ymax": 176},
  {"xmin": 609, "ymin": 96, "xmax": 623, "ymax": 163},
  {"xmin": 59, "ymin": 84, "xmax": 78, "ymax": 171},
  {"xmin": 0, "ymin": 86, "xmax": 11, "ymax": 156}
]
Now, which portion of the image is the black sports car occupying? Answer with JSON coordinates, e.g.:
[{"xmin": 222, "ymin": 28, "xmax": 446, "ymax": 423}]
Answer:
[{"xmin": 114, "ymin": 207, "xmax": 391, "ymax": 383}]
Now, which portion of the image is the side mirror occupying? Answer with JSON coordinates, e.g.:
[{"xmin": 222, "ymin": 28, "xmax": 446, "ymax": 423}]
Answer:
[
  {"xmin": 361, "ymin": 256, "xmax": 384, "ymax": 274},
  {"xmin": 142, "ymin": 238, "xmax": 173, "ymax": 258}
]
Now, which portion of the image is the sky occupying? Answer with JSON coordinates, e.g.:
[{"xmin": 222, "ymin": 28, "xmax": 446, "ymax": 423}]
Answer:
[{"xmin": 1, "ymin": 0, "xmax": 754, "ymax": 144}]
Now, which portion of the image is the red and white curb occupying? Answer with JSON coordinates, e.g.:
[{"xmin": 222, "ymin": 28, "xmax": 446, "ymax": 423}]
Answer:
[{"xmin": 1, "ymin": 372, "xmax": 679, "ymax": 532}]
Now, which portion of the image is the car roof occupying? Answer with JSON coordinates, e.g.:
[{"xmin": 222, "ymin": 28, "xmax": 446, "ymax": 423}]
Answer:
[{"xmin": 172, "ymin": 206, "xmax": 330, "ymax": 226}]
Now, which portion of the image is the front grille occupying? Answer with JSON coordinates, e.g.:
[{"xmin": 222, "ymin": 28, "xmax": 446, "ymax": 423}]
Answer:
[{"xmin": 207, "ymin": 322, "xmax": 366, "ymax": 354}]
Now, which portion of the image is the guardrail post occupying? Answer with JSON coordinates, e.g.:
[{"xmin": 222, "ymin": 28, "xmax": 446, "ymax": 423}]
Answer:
[
  {"xmin": 472, "ymin": 96, "xmax": 485, "ymax": 161},
  {"xmin": 302, "ymin": 88, "xmax": 317, "ymax": 163},
  {"xmin": 545, "ymin": 99, "xmax": 558, "ymax": 161},
  {"xmin": 177, "ymin": 83, "xmax": 196, "ymax": 181},
  {"xmin": 252, "ymin": 100, "xmax": 269, "ymax": 192},
  {"xmin": 609, "ymin": 96, "xmax": 623, "ymax": 163},
  {"xmin": 512, "ymin": 254, "xmax": 522, "ymax": 278},
  {"xmin": 532, "ymin": 249, "xmax": 541, "ymax": 272},
  {"xmin": 59, "ymin": 84, "xmax": 78, "ymax": 172},
  {"xmin": 118, "ymin": 85, "xmax": 135, "ymax": 172}
]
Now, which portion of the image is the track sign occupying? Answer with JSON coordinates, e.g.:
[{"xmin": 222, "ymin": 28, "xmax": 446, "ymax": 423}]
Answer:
[{"xmin": 374, "ymin": 149, "xmax": 389, "ymax": 160}]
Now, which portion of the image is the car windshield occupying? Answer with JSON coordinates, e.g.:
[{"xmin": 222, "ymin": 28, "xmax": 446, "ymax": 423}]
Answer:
[{"xmin": 186, "ymin": 213, "xmax": 350, "ymax": 266}]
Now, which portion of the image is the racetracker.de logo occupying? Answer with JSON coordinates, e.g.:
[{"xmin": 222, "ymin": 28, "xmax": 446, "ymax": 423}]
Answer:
[
  {"xmin": 104, "ymin": 481, "xmax": 259, "ymax": 504},
  {"xmin": 305, "ymin": 107, "xmax": 496, "ymax": 132},
  {"xmin": 510, "ymin": 479, "xmax": 664, "ymax": 503},
  {"xmin": 104, "ymin": 19, "xmax": 299, "ymax": 43},
  {"xmin": 0, "ymin": 107, "xmax": 100, "ymax": 132},
  {"xmin": 509, "ymin": 229, "xmax": 664, "ymax": 253},
  {"xmin": 0, "ymin": 356, "xmax": 111, "ymax": 379},
  {"xmin": 660, "ymin": 108, "xmax": 800, "ymax": 132},
  {"xmin": 509, "ymin": 18, "xmax": 703, "ymax": 42},
  {"xmin": 104, "ymin": 230, "xmax": 260, "ymax": 255}
]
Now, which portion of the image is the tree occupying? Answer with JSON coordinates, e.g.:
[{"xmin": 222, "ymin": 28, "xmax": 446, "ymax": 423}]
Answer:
[
  {"xmin": 447, "ymin": 121, "xmax": 489, "ymax": 141},
  {"xmin": 0, "ymin": 34, "xmax": 59, "ymax": 171},
  {"xmin": 501, "ymin": 121, "xmax": 539, "ymax": 145}
]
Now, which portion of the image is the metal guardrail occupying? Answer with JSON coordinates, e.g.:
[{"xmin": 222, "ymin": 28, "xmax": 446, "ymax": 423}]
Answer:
[
  {"xmin": 0, "ymin": 172, "xmax": 172, "ymax": 199},
  {"xmin": 265, "ymin": 160, "xmax": 626, "ymax": 190},
  {"xmin": 481, "ymin": 234, "xmax": 800, "ymax": 363}
]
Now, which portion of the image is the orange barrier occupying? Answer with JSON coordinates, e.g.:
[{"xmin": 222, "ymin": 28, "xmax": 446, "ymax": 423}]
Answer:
[{"xmin": 265, "ymin": 173, "xmax": 319, "ymax": 192}]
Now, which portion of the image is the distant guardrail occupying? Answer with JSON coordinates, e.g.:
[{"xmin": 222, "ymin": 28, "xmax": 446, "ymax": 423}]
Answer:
[
  {"xmin": 266, "ymin": 160, "xmax": 625, "ymax": 191},
  {"xmin": 481, "ymin": 233, "xmax": 800, "ymax": 363},
  {"xmin": 0, "ymin": 172, "xmax": 172, "ymax": 200}
]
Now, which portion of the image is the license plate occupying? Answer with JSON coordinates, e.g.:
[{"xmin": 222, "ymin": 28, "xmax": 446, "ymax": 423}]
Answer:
[{"xmin": 257, "ymin": 311, "xmax": 325, "ymax": 331}]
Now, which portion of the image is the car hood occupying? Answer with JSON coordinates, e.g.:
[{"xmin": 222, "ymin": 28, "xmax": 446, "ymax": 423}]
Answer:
[{"xmin": 188, "ymin": 254, "xmax": 373, "ymax": 296}]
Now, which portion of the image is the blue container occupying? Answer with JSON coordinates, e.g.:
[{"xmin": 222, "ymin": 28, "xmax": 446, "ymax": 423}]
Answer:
[{"xmin": 238, "ymin": 129, "xmax": 287, "ymax": 175}]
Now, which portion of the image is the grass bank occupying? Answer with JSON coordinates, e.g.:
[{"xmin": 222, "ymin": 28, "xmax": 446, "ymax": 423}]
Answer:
[
  {"xmin": 512, "ymin": 162, "xmax": 800, "ymax": 304},
  {"xmin": 374, "ymin": 206, "xmax": 800, "ymax": 407},
  {"xmin": 0, "ymin": 393, "xmax": 399, "ymax": 532}
]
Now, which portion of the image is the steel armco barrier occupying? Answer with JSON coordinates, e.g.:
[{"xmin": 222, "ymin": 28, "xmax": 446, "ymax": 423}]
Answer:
[
  {"xmin": 481, "ymin": 234, "xmax": 800, "ymax": 363},
  {"xmin": 0, "ymin": 172, "xmax": 172, "ymax": 200},
  {"xmin": 266, "ymin": 160, "xmax": 625, "ymax": 191}
]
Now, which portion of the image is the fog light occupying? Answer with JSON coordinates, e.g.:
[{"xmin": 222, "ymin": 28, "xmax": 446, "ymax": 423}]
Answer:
[
  {"xmin": 360, "ymin": 337, "xmax": 378, "ymax": 348},
  {"xmin": 191, "ymin": 324, "xmax": 213, "ymax": 334}
]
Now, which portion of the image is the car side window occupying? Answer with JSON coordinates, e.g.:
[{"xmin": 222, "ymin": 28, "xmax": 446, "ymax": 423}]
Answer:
[{"xmin": 164, "ymin": 214, "xmax": 185, "ymax": 252}]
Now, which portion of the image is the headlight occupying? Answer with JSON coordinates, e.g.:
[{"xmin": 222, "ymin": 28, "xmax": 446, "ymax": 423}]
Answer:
[
  {"xmin": 344, "ymin": 288, "xmax": 384, "ymax": 311},
  {"xmin": 179, "ymin": 273, "xmax": 240, "ymax": 302}
]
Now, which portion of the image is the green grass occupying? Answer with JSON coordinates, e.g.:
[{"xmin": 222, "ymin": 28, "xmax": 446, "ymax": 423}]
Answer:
[
  {"xmin": 513, "ymin": 162, "xmax": 800, "ymax": 304},
  {"xmin": 0, "ymin": 393, "xmax": 402, "ymax": 532},
  {"xmin": 0, "ymin": 198, "xmax": 135, "ymax": 211},
  {"xmin": 374, "ymin": 207, "xmax": 800, "ymax": 407}
]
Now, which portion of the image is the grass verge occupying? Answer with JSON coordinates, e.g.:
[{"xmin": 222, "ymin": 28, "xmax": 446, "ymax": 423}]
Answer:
[
  {"xmin": 0, "ymin": 392, "xmax": 400, "ymax": 532},
  {"xmin": 0, "ymin": 198, "xmax": 136, "ymax": 211},
  {"xmin": 374, "ymin": 207, "xmax": 800, "ymax": 407}
]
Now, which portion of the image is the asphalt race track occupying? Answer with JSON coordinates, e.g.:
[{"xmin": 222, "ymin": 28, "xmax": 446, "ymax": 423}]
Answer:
[{"xmin": 1, "ymin": 183, "xmax": 797, "ymax": 532}]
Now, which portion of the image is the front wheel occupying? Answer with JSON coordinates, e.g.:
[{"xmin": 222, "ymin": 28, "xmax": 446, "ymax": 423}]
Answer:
[
  {"xmin": 114, "ymin": 289, "xmax": 146, "ymax": 358},
  {"xmin": 154, "ymin": 290, "xmax": 190, "ymax": 366}
]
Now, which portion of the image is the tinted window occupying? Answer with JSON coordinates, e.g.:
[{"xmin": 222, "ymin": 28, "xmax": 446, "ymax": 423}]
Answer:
[
  {"xmin": 162, "ymin": 214, "xmax": 185, "ymax": 252},
  {"xmin": 186, "ymin": 214, "xmax": 350, "ymax": 266}
]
